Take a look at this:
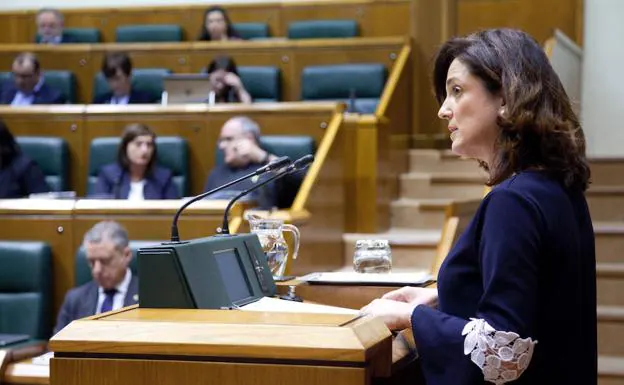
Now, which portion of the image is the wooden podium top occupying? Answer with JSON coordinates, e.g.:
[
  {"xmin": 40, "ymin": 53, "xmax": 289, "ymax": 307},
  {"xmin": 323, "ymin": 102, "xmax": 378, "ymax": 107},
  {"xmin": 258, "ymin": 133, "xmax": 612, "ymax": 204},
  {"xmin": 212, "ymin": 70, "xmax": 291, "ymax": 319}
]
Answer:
[{"xmin": 49, "ymin": 305, "xmax": 392, "ymax": 369}]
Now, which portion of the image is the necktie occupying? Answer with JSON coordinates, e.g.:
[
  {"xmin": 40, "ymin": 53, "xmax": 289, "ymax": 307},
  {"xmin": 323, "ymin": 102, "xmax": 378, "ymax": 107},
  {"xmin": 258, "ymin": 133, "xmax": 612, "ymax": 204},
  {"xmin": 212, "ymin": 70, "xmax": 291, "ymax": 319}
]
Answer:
[{"xmin": 100, "ymin": 288, "xmax": 117, "ymax": 313}]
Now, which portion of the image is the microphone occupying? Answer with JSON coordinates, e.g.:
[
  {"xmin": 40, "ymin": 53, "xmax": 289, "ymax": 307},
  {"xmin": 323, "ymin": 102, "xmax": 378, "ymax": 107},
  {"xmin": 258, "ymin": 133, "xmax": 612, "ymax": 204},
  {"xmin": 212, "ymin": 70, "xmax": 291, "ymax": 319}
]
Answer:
[
  {"xmin": 218, "ymin": 154, "xmax": 314, "ymax": 236},
  {"xmin": 169, "ymin": 156, "xmax": 291, "ymax": 242}
]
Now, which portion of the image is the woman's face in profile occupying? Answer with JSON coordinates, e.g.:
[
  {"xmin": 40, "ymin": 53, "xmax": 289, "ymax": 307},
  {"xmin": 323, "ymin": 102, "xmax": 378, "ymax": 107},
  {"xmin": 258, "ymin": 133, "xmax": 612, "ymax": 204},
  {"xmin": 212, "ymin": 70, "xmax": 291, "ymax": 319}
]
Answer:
[
  {"xmin": 205, "ymin": 10, "xmax": 227, "ymax": 40},
  {"xmin": 126, "ymin": 135, "xmax": 154, "ymax": 168},
  {"xmin": 438, "ymin": 58, "xmax": 503, "ymax": 165}
]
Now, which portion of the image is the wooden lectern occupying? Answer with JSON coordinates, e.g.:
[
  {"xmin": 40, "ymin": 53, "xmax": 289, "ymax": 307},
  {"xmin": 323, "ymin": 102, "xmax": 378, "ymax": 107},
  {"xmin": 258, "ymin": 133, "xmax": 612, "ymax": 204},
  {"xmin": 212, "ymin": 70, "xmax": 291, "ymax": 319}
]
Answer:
[{"xmin": 48, "ymin": 306, "xmax": 421, "ymax": 385}]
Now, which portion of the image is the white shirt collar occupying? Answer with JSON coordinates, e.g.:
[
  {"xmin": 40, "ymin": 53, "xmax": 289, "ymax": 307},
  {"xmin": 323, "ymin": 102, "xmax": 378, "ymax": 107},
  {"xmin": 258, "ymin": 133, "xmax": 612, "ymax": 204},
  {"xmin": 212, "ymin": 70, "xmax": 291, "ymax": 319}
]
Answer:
[{"xmin": 98, "ymin": 268, "xmax": 132, "ymax": 297}]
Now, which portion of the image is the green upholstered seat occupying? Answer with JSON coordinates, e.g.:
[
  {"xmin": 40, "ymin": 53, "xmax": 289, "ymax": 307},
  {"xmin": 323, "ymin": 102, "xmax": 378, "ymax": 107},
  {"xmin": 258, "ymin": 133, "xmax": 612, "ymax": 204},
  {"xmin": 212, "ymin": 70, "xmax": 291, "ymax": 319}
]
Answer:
[
  {"xmin": 36, "ymin": 28, "xmax": 101, "ymax": 43},
  {"xmin": 93, "ymin": 68, "xmax": 171, "ymax": 103},
  {"xmin": 16, "ymin": 136, "xmax": 69, "ymax": 192},
  {"xmin": 74, "ymin": 240, "xmax": 159, "ymax": 287},
  {"xmin": 87, "ymin": 136, "xmax": 189, "ymax": 197},
  {"xmin": 238, "ymin": 66, "xmax": 281, "ymax": 102},
  {"xmin": 300, "ymin": 63, "xmax": 387, "ymax": 114},
  {"xmin": 232, "ymin": 23, "xmax": 270, "ymax": 40},
  {"xmin": 43, "ymin": 70, "xmax": 76, "ymax": 103},
  {"xmin": 288, "ymin": 19, "xmax": 358, "ymax": 39},
  {"xmin": 115, "ymin": 25, "xmax": 183, "ymax": 43},
  {"xmin": 0, "ymin": 241, "xmax": 52, "ymax": 340}
]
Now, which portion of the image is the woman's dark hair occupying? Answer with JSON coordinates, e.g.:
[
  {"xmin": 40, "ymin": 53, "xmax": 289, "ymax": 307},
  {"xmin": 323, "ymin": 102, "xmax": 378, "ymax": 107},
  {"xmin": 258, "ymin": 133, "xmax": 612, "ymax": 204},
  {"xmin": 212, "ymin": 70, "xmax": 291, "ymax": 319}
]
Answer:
[
  {"xmin": 206, "ymin": 55, "xmax": 240, "ymax": 75},
  {"xmin": 206, "ymin": 55, "xmax": 241, "ymax": 102},
  {"xmin": 432, "ymin": 28, "xmax": 590, "ymax": 191},
  {"xmin": 102, "ymin": 52, "xmax": 132, "ymax": 78},
  {"xmin": 117, "ymin": 123, "xmax": 157, "ymax": 173},
  {"xmin": 0, "ymin": 120, "xmax": 20, "ymax": 169},
  {"xmin": 198, "ymin": 6, "xmax": 240, "ymax": 41}
]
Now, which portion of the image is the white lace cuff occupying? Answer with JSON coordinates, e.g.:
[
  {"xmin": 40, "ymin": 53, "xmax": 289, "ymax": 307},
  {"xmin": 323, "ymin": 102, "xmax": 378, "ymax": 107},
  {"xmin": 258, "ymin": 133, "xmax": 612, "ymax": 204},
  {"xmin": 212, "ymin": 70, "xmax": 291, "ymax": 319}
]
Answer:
[{"xmin": 462, "ymin": 318, "xmax": 537, "ymax": 384}]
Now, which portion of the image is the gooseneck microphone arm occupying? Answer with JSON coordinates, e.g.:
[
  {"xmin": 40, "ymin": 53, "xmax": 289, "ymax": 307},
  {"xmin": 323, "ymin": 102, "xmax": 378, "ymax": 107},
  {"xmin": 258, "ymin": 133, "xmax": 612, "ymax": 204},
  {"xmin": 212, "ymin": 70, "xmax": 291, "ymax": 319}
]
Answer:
[
  {"xmin": 219, "ymin": 155, "xmax": 315, "ymax": 236},
  {"xmin": 169, "ymin": 156, "xmax": 291, "ymax": 242}
]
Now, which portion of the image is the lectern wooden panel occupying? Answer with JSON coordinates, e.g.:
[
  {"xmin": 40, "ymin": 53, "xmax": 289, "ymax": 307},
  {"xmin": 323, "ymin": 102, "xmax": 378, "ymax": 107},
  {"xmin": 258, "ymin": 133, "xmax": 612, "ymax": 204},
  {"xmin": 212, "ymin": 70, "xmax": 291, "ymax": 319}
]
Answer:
[{"xmin": 49, "ymin": 307, "xmax": 408, "ymax": 385}]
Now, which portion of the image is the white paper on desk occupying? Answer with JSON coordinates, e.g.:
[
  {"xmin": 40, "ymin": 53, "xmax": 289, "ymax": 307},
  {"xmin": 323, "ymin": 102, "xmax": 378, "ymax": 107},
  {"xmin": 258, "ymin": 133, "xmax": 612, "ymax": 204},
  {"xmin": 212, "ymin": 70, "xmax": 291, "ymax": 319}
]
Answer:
[
  {"xmin": 241, "ymin": 297, "xmax": 359, "ymax": 315},
  {"xmin": 31, "ymin": 351, "xmax": 54, "ymax": 365},
  {"xmin": 299, "ymin": 271, "xmax": 433, "ymax": 285}
]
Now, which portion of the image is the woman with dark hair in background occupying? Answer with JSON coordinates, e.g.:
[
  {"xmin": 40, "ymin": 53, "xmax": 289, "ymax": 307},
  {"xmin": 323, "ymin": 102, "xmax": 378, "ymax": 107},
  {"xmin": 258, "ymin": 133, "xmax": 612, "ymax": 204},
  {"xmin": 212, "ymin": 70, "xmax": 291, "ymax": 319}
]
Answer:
[
  {"xmin": 93, "ymin": 123, "xmax": 178, "ymax": 200},
  {"xmin": 360, "ymin": 28, "xmax": 596, "ymax": 384},
  {"xmin": 198, "ymin": 6, "xmax": 241, "ymax": 41},
  {"xmin": 206, "ymin": 55, "xmax": 252, "ymax": 104},
  {"xmin": 0, "ymin": 120, "xmax": 49, "ymax": 198}
]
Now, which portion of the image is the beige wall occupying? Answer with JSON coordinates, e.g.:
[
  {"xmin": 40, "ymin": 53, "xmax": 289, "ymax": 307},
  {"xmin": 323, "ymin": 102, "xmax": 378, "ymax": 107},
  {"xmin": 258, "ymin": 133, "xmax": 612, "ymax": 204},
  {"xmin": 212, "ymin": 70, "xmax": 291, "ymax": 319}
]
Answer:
[{"xmin": 581, "ymin": 0, "xmax": 624, "ymax": 157}]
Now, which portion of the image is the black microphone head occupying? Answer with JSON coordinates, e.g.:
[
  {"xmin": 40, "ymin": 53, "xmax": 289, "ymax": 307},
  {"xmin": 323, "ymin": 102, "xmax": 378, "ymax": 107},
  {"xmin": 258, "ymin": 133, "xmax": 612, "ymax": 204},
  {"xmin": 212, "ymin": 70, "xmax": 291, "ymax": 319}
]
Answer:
[
  {"xmin": 260, "ymin": 156, "xmax": 291, "ymax": 173},
  {"xmin": 293, "ymin": 155, "xmax": 315, "ymax": 170}
]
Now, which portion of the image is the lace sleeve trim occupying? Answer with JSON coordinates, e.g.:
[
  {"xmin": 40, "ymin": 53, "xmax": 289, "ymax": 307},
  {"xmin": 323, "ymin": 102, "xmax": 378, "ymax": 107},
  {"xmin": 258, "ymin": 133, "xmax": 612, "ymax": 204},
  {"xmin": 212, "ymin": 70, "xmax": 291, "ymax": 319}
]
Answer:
[{"xmin": 462, "ymin": 318, "xmax": 538, "ymax": 384}]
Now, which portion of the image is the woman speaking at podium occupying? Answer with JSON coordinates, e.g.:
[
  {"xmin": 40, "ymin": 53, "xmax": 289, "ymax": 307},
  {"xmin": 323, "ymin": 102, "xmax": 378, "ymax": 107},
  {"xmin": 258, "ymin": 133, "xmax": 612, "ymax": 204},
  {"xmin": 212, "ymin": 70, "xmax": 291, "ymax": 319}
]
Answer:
[{"xmin": 361, "ymin": 29, "xmax": 596, "ymax": 384}]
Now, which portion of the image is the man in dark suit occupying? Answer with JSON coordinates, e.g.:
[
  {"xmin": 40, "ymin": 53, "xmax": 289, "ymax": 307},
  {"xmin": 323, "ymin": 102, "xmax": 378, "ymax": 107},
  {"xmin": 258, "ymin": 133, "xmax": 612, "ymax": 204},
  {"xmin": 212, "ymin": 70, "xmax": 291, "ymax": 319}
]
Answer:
[
  {"xmin": 35, "ymin": 8, "xmax": 76, "ymax": 45},
  {"xmin": 0, "ymin": 53, "xmax": 66, "ymax": 105},
  {"xmin": 53, "ymin": 221, "xmax": 138, "ymax": 334},
  {"xmin": 93, "ymin": 52, "xmax": 159, "ymax": 105}
]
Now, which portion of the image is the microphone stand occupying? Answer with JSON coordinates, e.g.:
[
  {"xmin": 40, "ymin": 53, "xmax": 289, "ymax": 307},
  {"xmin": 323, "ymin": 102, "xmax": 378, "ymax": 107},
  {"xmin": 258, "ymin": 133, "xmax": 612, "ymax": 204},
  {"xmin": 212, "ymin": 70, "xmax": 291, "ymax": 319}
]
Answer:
[{"xmin": 169, "ymin": 156, "xmax": 291, "ymax": 242}]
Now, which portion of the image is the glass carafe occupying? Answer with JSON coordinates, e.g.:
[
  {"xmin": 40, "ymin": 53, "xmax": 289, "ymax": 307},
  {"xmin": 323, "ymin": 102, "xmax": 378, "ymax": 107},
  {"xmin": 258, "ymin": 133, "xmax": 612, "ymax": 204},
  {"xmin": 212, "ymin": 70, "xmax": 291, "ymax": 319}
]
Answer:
[{"xmin": 248, "ymin": 218, "xmax": 300, "ymax": 278}]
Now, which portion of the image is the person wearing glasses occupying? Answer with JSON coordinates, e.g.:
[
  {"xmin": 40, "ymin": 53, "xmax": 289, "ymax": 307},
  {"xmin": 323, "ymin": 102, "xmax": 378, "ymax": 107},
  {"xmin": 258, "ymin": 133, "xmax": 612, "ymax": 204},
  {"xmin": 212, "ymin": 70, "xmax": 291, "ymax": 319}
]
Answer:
[
  {"xmin": 203, "ymin": 116, "xmax": 278, "ymax": 207},
  {"xmin": 0, "ymin": 53, "xmax": 66, "ymax": 105}
]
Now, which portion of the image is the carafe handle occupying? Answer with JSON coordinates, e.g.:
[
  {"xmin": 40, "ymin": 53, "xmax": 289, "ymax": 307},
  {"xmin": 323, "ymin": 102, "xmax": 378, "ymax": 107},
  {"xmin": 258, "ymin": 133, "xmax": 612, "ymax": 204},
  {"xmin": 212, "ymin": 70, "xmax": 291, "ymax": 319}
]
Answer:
[{"xmin": 282, "ymin": 224, "xmax": 300, "ymax": 260}]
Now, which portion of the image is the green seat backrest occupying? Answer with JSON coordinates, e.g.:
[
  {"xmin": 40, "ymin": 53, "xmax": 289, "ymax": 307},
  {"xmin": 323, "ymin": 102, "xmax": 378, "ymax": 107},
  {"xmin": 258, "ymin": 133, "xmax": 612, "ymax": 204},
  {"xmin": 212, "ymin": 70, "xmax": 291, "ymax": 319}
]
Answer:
[
  {"xmin": 215, "ymin": 135, "xmax": 315, "ymax": 208},
  {"xmin": 74, "ymin": 240, "xmax": 159, "ymax": 287},
  {"xmin": 43, "ymin": 70, "xmax": 76, "ymax": 103},
  {"xmin": 93, "ymin": 68, "xmax": 171, "ymax": 103},
  {"xmin": 116, "ymin": 25, "xmax": 183, "ymax": 43},
  {"xmin": 16, "ymin": 136, "xmax": 69, "ymax": 192},
  {"xmin": 0, "ymin": 241, "xmax": 52, "ymax": 340},
  {"xmin": 36, "ymin": 28, "xmax": 101, "ymax": 43},
  {"xmin": 238, "ymin": 66, "xmax": 281, "ymax": 102},
  {"xmin": 301, "ymin": 63, "xmax": 386, "ymax": 113},
  {"xmin": 87, "ymin": 136, "xmax": 189, "ymax": 197},
  {"xmin": 232, "ymin": 23, "xmax": 270, "ymax": 40},
  {"xmin": 288, "ymin": 19, "xmax": 358, "ymax": 39}
]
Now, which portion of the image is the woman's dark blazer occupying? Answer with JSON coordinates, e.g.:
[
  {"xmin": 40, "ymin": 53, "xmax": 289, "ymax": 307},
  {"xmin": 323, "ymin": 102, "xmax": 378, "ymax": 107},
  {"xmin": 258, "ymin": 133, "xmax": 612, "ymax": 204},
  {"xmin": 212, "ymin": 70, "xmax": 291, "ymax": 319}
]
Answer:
[
  {"xmin": 0, "ymin": 153, "xmax": 50, "ymax": 198},
  {"xmin": 93, "ymin": 163, "xmax": 179, "ymax": 199}
]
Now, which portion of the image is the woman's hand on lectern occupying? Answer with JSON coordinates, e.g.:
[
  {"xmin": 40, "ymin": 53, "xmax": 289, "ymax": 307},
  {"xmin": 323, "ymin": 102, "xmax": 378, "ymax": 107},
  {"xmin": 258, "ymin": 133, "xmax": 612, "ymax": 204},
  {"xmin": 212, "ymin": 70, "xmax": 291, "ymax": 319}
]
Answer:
[
  {"xmin": 360, "ymin": 298, "xmax": 415, "ymax": 331},
  {"xmin": 381, "ymin": 286, "xmax": 439, "ymax": 308}
]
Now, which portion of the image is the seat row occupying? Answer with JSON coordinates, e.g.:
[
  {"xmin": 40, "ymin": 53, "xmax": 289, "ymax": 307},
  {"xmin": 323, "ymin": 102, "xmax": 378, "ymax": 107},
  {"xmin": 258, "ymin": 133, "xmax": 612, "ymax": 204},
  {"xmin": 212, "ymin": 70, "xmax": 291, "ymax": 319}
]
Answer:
[
  {"xmin": 0, "ymin": 63, "xmax": 387, "ymax": 113},
  {"xmin": 16, "ymin": 134, "xmax": 315, "ymax": 200},
  {"xmin": 37, "ymin": 19, "xmax": 360, "ymax": 44}
]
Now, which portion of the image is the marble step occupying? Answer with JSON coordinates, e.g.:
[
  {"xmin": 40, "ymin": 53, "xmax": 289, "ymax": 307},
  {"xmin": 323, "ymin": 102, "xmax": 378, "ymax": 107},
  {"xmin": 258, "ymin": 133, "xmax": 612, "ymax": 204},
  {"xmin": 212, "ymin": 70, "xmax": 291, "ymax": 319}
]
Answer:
[
  {"xmin": 600, "ymin": 355, "xmax": 624, "ymax": 385},
  {"xmin": 587, "ymin": 187, "xmax": 624, "ymax": 222},
  {"xmin": 598, "ymin": 263, "xmax": 624, "ymax": 307},
  {"xmin": 399, "ymin": 172, "xmax": 487, "ymax": 200},
  {"xmin": 390, "ymin": 198, "xmax": 452, "ymax": 229},
  {"xmin": 595, "ymin": 222, "xmax": 624, "ymax": 264},
  {"xmin": 408, "ymin": 149, "xmax": 485, "ymax": 174},
  {"xmin": 598, "ymin": 306, "xmax": 624, "ymax": 356},
  {"xmin": 591, "ymin": 158, "xmax": 624, "ymax": 186}
]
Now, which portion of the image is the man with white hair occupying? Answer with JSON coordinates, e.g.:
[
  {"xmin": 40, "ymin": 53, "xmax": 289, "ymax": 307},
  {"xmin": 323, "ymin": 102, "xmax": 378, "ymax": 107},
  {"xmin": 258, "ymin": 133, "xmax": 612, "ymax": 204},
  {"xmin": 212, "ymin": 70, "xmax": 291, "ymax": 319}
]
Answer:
[
  {"xmin": 35, "ymin": 8, "xmax": 77, "ymax": 44},
  {"xmin": 53, "ymin": 221, "xmax": 138, "ymax": 334}
]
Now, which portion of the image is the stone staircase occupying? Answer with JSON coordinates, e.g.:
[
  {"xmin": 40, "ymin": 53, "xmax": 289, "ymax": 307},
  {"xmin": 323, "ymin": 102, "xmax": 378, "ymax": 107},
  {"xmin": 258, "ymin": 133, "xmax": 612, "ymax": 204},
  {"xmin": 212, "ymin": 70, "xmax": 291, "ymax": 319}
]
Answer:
[{"xmin": 342, "ymin": 150, "xmax": 624, "ymax": 384}]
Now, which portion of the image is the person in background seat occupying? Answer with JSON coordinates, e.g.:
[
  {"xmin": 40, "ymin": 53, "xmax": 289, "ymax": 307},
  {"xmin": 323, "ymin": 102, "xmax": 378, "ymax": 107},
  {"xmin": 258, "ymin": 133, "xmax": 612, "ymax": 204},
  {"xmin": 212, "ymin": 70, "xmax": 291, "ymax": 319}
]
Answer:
[
  {"xmin": 93, "ymin": 52, "xmax": 159, "ymax": 105},
  {"xmin": 54, "ymin": 221, "xmax": 138, "ymax": 334},
  {"xmin": 93, "ymin": 123, "xmax": 178, "ymax": 200},
  {"xmin": 0, "ymin": 119, "xmax": 49, "ymax": 198},
  {"xmin": 198, "ymin": 6, "xmax": 241, "ymax": 42},
  {"xmin": 0, "ymin": 53, "xmax": 66, "ymax": 105},
  {"xmin": 35, "ymin": 8, "xmax": 77, "ymax": 45},
  {"xmin": 205, "ymin": 56, "xmax": 252, "ymax": 104}
]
